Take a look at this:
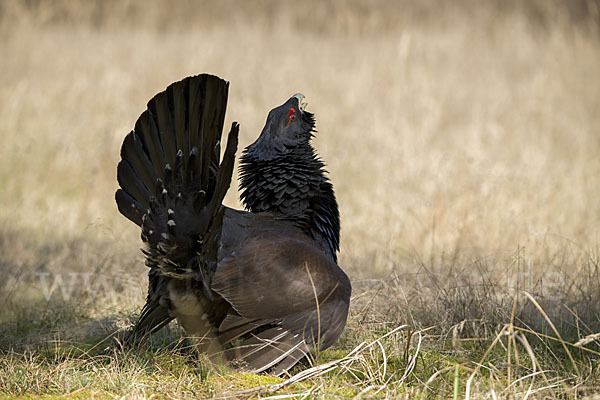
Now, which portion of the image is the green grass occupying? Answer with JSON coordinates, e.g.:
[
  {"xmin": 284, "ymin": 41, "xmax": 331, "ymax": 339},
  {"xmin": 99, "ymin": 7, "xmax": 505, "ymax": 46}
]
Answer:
[
  {"xmin": 2, "ymin": 229, "xmax": 599, "ymax": 397},
  {"xmin": 1, "ymin": 294, "xmax": 598, "ymax": 398}
]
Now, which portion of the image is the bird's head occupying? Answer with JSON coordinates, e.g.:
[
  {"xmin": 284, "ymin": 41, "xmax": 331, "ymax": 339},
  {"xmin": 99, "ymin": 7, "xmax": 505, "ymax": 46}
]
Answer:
[{"xmin": 245, "ymin": 94, "xmax": 316, "ymax": 160}]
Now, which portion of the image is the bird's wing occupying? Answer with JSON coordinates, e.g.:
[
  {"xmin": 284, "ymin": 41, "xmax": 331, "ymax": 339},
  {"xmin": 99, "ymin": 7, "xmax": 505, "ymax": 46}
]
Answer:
[
  {"xmin": 130, "ymin": 269, "xmax": 173, "ymax": 340},
  {"xmin": 212, "ymin": 233, "xmax": 351, "ymax": 374}
]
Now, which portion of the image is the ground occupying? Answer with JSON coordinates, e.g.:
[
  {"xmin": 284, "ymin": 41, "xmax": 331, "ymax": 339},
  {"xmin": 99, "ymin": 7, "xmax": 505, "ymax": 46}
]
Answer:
[{"xmin": 1, "ymin": 0, "xmax": 600, "ymax": 398}]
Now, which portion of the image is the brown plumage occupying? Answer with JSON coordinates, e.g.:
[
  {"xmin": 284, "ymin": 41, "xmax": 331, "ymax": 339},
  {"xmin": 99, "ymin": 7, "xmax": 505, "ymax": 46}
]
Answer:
[{"xmin": 115, "ymin": 74, "xmax": 351, "ymax": 375}]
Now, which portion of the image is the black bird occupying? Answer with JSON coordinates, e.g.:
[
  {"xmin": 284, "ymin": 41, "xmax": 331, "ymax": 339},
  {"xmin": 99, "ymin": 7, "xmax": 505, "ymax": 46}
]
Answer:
[{"xmin": 115, "ymin": 74, "xmax": 351, "ymax": 375}]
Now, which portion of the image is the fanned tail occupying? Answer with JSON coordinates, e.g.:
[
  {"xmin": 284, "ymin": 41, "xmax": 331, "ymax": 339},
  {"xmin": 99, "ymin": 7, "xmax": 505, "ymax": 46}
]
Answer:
[{"xmin": 115, "ymin": 74, "xmax": 239, "ymax": 340}]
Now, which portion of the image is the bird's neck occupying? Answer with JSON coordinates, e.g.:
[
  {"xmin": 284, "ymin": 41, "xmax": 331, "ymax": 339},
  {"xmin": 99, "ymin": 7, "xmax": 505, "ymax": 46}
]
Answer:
[{"xmin": 239, "ymin": 145, "xmax": 340, "ymax": 261}]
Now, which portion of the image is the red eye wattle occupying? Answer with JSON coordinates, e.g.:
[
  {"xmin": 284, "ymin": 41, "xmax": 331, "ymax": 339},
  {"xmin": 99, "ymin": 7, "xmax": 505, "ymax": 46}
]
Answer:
[{"xmin": 287, "ymin": 107, "xmax": 296, "ymax": 125}]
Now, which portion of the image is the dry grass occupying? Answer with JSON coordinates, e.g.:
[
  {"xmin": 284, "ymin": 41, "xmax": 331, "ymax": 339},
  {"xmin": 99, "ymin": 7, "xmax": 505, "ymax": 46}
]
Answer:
[{"xmin": 1, "ymin": 0, "xmax": 600, "ymax": 398}]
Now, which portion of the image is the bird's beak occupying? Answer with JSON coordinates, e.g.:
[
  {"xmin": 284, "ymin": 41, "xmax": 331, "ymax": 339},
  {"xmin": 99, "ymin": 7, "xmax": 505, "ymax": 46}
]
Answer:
[{"xmin": 292, "ymin": 93, "xmax": 308, "ymax": 112}]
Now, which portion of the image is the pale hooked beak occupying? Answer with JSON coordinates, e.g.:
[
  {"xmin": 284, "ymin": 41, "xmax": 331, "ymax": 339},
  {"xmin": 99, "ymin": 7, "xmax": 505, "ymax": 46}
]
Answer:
[{"xmin": 292, "ymin": 93, "xmax": 308, "ymax": 111}]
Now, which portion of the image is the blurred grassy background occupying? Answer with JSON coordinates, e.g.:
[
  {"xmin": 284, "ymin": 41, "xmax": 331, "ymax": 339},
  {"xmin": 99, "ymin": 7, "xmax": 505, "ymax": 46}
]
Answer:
[{"xmin": 1, "ymin": 0, "xmax": 600, "ymax": 397}]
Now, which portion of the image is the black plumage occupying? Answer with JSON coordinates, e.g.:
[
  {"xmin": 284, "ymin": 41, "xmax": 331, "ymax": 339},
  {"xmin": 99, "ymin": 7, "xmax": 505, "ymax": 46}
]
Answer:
[
  {"xmin": 239, "ymin": 144, "xmax": 341, "ymax": 261},
  {"xmin": 115, "ymin": 74, "xmax": 351, "ymax": 375}
]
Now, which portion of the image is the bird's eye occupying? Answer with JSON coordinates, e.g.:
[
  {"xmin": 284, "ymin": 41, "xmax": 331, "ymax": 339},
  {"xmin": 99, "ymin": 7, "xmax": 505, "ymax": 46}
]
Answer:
[{"xmin": 287, "ymin": 108, "xmax": 296, "ymax": 125}]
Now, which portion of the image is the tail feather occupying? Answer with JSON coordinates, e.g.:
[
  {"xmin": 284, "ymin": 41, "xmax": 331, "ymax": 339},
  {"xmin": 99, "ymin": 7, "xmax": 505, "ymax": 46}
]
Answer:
[
  {"xmin": 116, "ymin": 74, "xmax": 239, "ymax": 338},
  {"xmin": 119, "ymin": 131, "xmax": 158, "ymax": 197},
  {"xmin": 116, "ymin": 74, "xmax": 235, "ymax": 228},
  {"xmin": 148, "ymin": 92, "xmax": 177, "ymax": 168},
  {"xmin": 210, "ymin": 124, "xmax": 239, "ymax": 217},
  {"xmin": 170, "ymin": 81, "xmax": 190, "ymax": 167},
  {"xmin": 187, "ymin": 76, "xmax": 205, "ymax": 163},
  {"xmin": 134, "ymin": 110, "xmax": 167, "ymax": 181},
  {"xmin": 115, "ymin": 189, "xmax": 145, "ymax": 227},
  {"xmin": 199, "ymin": 79, "xmax": 229, "ymax": 186},
  {"xmin": 117, "ymin": 160, "xmax": 151, "ymax": 209}
]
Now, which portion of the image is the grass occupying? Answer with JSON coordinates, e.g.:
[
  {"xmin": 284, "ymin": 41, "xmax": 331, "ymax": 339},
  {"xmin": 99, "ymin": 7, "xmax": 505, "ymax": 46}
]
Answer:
[{"xmin": 1, "ymin": 0, "xmax": 600, "ymax": 398}]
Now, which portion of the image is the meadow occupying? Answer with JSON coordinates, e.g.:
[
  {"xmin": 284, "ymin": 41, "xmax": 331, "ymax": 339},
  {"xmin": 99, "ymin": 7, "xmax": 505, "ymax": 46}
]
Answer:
[{"xmin": 1, "ymin": 0, "xmax": 600, "ymax": 397}]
